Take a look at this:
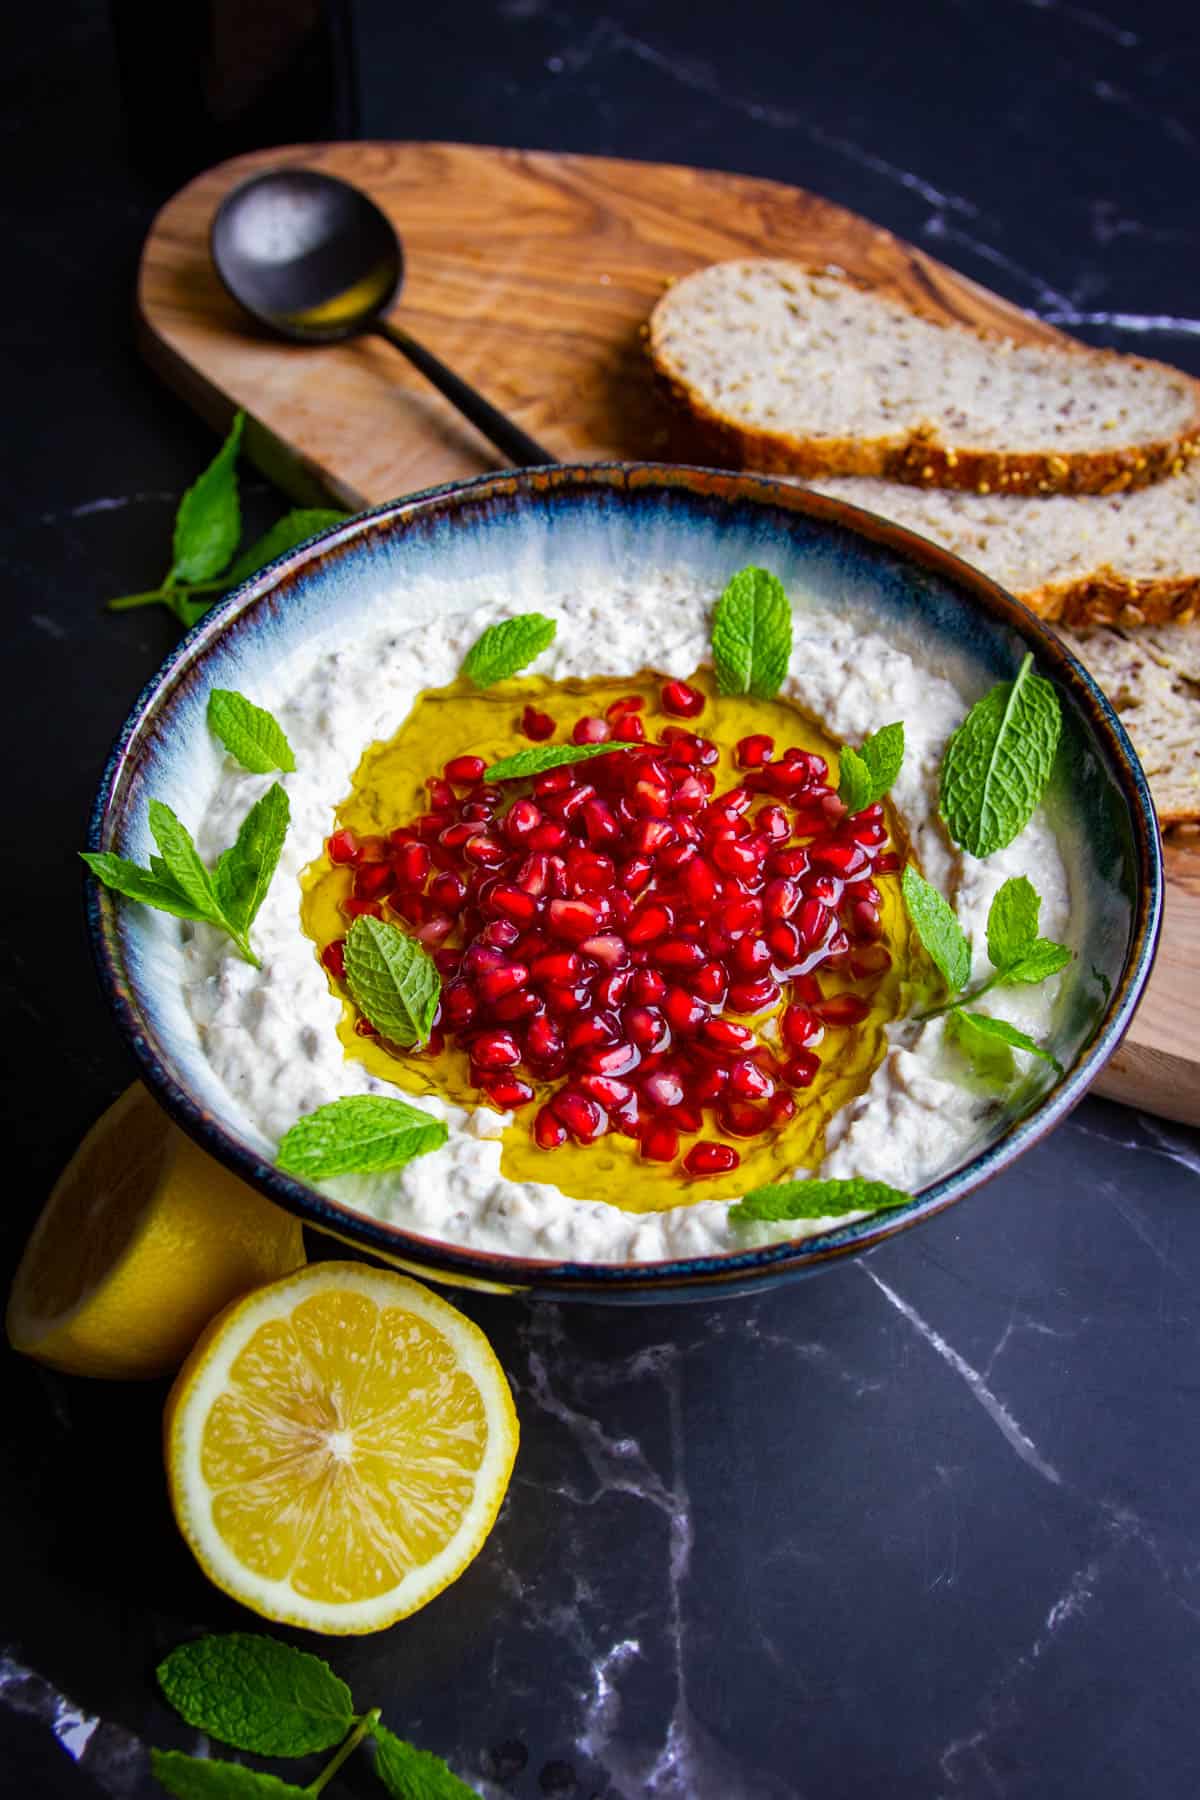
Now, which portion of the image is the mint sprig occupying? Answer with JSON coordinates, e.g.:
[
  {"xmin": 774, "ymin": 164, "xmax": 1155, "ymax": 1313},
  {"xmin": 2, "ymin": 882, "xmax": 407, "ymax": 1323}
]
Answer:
[
  {"xmin": 462, "ymin": 613, "xmax": 557, "ymax": 687},
  {"xmin": 107, "ymin": 411, "xmax": 348, "ymax": 628},
  {"xmin": 952, "ymin": 1009, "xmax": 1065, "ymax": 1077},
  {"xmin": 82, "ymin": 786, "xmax": 288, "ymax": 967},
  {"xmin": 152, "ymin": 1632, "xmax": 481, "ymax": 1799},
  {"xmin": 711, "ymin": 567, "xmax": 793, "ymax": 699},
  {"xmin": 486, "ymin": 741, "xmax": 633, "ymax": 781},
  {"xmin": 838, "ymin": 721, "xmax": 904, "ymax": 813},
  {"xmin": 344, "ymin": 916, "xmax": 441, "ymax": 1047},
  {"xmin": 939, "ymin": 654, "xmax": 1062, "ymax": 858},
  {"xmin": 730, "ymin": 1177, "xmax": 910, "ymax": 1225},
  {"xmin": 208, "ymin": 690, "xmax": 296, "ymax": 775},
  {"xmin": 901, "ymin": 865, "xmax": 970, "ymax": 993},
  {"xmin": 276, "ymin": 1095, "xmax": 448, "ymax": 1180}
]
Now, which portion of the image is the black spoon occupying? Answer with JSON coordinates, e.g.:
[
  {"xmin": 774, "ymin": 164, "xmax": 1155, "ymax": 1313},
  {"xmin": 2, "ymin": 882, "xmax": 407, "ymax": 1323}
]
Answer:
[{"xmin": 210, "ymin": 168, "xmax": 553, "ymax": 468}]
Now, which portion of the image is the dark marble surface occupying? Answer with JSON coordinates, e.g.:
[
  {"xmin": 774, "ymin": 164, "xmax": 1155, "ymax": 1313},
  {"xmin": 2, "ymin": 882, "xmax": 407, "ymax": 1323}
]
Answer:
[{"xmin": 4, "ymin": 2, "xmax": 1200, "ymax": 1795}]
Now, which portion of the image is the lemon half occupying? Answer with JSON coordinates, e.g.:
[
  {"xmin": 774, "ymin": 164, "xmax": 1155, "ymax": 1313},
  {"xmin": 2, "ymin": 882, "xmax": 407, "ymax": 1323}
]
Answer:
[
  {"xmin": 164, "ymin": 1262, "xmax": 519, "ymax": 1635},
  {"xmin": 6, "ymin": 1084, "xmax": 306, "ymax": 1379}
]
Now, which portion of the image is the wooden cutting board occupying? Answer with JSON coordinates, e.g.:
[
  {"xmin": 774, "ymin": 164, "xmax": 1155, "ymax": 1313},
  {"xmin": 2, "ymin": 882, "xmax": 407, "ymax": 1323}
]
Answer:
[{"xmin": 136, "ymin": 140, "xmax": 1200, "ymax": 1127}]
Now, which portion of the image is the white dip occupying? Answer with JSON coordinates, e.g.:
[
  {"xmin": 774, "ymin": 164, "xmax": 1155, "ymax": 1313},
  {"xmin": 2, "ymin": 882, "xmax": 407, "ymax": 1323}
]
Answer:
[{"xmin": 181, "ymin": 572, "xmax": 1071, "ymax": 1264}]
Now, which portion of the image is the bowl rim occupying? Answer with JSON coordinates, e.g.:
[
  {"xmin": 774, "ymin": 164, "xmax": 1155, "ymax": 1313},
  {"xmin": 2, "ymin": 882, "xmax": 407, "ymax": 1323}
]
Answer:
[{"xmin": 87, "ymin": 461, "xmax": 1164, "ymax": 1296}]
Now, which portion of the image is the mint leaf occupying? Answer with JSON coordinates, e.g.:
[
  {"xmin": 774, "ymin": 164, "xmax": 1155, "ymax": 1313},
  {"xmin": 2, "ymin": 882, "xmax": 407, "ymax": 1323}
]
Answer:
[
  {"xmin": 344, "ymin": 916, "xmax": 440, "ymax": 1047},
  {"xmin": 370, "ymin": 1722, "xmax": 480, "ymax": 1799},
  {"xmin": 838, "ymin": 721, "xmax": 904, "ymax": 813},
  {"xmin": 486, "ymin": 741, "xmax": 632, "ymax": 782},
  {"xmin": 462, "ymin": 613, "xmax": 557, "ymax": 688},
  {"xmin": 208, "ymin": 691, "xmax": 296, "ymax": 775},
  {"xmin": 901, "ymin": 864, "xmax": 971, "ymax": 993},
  {"xmin": 80, "ymin": 852, "xmax": 214, "ymax": 924},
  {"xmin": 169, "ymin": 412, "xmax": 245, "ymax": 586},
  {"xmin": 730, "ymin": 1177, "xmax": 910, "ymax": 1225},
  {"xmin": 150, "ymin": 1752, "xmax": 307, "ymax": 1800},
  {"xmin": 214, "ymin": 785, "xmax": 289, "ymax": 938},
  {"xmin": 711, "ymin": 567, "xmax": 792, "ymax": 698},
  {"xmin": 157, "ymin": 1634, "xmax": 353, "ymax": 1757},
  {"xmin": 952, "ymin": 1009, "xmax": 1064, "ymax": 1076},
  {"xmin": 939, "ymin": 654, "xmax": 1062, "ymax": 858},
  {"xmin": 985, "ymin": 876, "xmax": 1071, "ymax": 986},
  {"xmin": 148, "ymin": 800, "xmax": 225, "ymax": 925},
  {"xmin": 277, "ymin": 1095, "xmax": 448, "ymax": 1180},
  {"xmin": 223, "ymin": 509, "xmax": 349, "ymax": 587}
]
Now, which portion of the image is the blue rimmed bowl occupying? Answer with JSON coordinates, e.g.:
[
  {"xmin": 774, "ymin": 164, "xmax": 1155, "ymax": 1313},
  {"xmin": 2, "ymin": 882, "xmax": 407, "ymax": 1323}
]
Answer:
[{"xmin": 88, "ymin": 464, "xmax": 1162, "ymax": 1302}]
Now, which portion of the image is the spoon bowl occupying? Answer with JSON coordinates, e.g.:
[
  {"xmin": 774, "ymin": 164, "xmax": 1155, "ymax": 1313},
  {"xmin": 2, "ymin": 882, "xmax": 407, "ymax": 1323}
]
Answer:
[{"xmin": 210, "ymin": 168, "xmax": 552, "ymax": 464}]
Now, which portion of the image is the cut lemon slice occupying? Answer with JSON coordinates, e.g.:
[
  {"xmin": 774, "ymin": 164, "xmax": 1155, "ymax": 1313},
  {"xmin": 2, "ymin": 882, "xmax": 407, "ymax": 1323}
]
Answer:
[
  {"xmin": 6, "ymin": 1084, "xmax": 306, "ymax": 1379},
  {"xmin": 164, "ymin": 1262, "xmax": 519, "ymax": 1635}
]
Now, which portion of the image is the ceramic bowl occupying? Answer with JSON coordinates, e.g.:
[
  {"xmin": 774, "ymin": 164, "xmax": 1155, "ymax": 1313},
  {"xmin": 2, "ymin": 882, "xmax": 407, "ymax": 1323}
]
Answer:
[{"xmin": 88, "ymin": 464, "xmax": 1162, "ymax": 1302}]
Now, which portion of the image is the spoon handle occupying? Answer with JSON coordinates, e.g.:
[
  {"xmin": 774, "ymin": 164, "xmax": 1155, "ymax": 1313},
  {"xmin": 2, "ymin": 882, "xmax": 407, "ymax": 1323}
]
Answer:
[{"xmin": 374, "ymin": 320, "xmax": 554, "ymax": 468}]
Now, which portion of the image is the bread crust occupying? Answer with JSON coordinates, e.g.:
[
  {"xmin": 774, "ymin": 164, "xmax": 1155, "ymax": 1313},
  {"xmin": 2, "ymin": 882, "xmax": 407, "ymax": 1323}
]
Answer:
[
  {"xmin": 1023, "ymin": 567, "xmax": 1200, "ymax": 630},
  {"xmin": 648, "ymin": 269, "xmax": 1200, "ymax": 499}
]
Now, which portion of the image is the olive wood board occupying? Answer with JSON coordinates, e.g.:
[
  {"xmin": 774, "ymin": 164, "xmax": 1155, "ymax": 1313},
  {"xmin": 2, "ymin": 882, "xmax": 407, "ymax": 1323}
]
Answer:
[{"xmin": 136, "ymin": 140, "xmax": 1200, "ymax": 1128}]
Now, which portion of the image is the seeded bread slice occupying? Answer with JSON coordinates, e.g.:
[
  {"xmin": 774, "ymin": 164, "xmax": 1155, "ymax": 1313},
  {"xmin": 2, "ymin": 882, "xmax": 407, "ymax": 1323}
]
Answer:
[
  {"xmin": 1054, "ymin": 623, "xmax": 1200, "ymax": 827},
  {"xmin": 648, "ymin": 261, "xmax": 1200, "ymax": 496},
  {"xmin": 807, "ymin": 465, "xmax": 1200, "ymax": 628}
]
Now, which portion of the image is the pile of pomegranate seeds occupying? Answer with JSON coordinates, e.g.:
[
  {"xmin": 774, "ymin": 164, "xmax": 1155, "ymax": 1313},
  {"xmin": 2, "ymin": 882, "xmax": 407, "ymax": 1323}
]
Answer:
[{"xmin": 323, "ymin": 684, "xmax": 900, "ymax": 1179}]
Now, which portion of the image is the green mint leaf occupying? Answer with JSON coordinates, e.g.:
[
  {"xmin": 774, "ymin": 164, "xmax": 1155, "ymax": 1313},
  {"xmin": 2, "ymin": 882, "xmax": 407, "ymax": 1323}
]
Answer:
[
  {"xmin": 711, "ymin": 567, "xmax": 793, "ymax": 699},
  {"xmin": 730, "ymin": 1177, "xmax": 910, "ymax": 1225},
  {"xmin": 214, "ymin": 784, "xmax": 290, "ymax": 938},
  {"xmin": 370, "ymin": 1722, "xmax": 481, "ymax": 1799},
  {"xmin": 169, "ymin": 412, "xmax": 245, "ymax": 586},
  {"xmin": 462, "ymin": 613, "xmax": 557, "ymax": 688},
  {"xmin": 208, "ymin": 690, "xmax": 296, "ymax": 775},
  {"xmin": 148, "ymin": 800, "xmax": 225, "ymax": 926},
  {"xmin": 485, "ymin": 742, "xmax": 632, "ymax": 782},
  {"xmin": 939, "ymin": 654, "xmax": 1062, "ymax": 858},
  {"xmin": 150, "ymin": 1751, "xmax": 308, "ymax": 1800},
  {"xmin": 223, "ymin": 509, "xmax": 349, "ymax": 587},
  {"xmin": 901, "ymin": 864, "xmax": 971, "ymax": 993},
  {"xmin": 1003, "ymin": 940, "xmax": 1072, "ymax": 984},
  {"xmin": 985, "ymin": 876, "xmax": 1070, "ymax": 985},
  {"xmin": 953, "ymin": 1009, "xmax": 1064, "ymax": 1077},
  {"xmin": 156, "ymin": 1633, "xmax": 353, "ymax": 1758},
  {"xmin": 80, "ymin": 852, "xmax": 215, "ymax": 924},
  {"xmin": 277, "ymin": 1095, "xmax": 448, "ymax": 1180},
  {"xmin": 344, "ymin": 916, "xmax": 440, "ymax": 1047},
  {"xmin": 838, "ymin": 721, "xmax": 904, "ymax": 813}
]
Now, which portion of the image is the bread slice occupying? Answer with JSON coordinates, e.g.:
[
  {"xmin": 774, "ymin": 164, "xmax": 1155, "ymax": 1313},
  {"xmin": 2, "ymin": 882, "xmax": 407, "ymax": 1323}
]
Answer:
[
  {"xmin": 806, "ymin": 466, "xmax": 1200, "ymax": 628},
  {"xmin": 648, "ymin": 261, "xmax": 1200, "ymax": 496},
  {"xmin": 1055, "ymin": 623, "xmax": 1200, "ymax": 827}
]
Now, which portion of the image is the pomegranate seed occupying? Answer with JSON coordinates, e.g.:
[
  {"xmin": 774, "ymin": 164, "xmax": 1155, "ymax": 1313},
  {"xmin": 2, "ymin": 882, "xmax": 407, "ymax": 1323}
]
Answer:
[
  {"xmin": 534, "ymin": 1107, "xmax": 567, "ymax": 1148},
  {"xmin": 727, "ymin": 977, "xmax": 781, "ymax": 1014},
  {"xmin": 766, "ymin": 921, "xmax": 803, "ymax": 968},
  {"xmin": 730, "ymin": 934, "xmax": 771, "ymax": 976},
  {"xmin": 806, "ymin": 874, "xmax": 843, "ymax": 909},
  {"xmin": 354, "ymin": 862, "xmax": 396, "ymax": 901},
  {"xmin": 663, "ymin": 986, "xmax": 707, "ymax": 1034},
  {"xmin": 757, "ymin": 804, "xmax": 790, "ymax": 842},
  {"xmin": 689, "ymin": 1062, "xmax": 728, "ymax": 1103},
  {"xmin": 629, "ymin": 817, "xmax": 676, "ymax": 856},
  {"xmin": 470, "ymin": 1029, "xmax": 522, "ymax": 1070},
  {"xmin": 763, "ymin": 877, "xmax": 800, "ymax": 922},
  {"xmin": 443, "ymin": 982, "xmax": 478, "ymax": 1030},
  {"xmin": 781, "ymin": 1051, "xmax": 820, "ymax": 1088},
  {"xmin": 543, "ymin": 983, "xmax": 591, "ymax": 1018},
  {"xmin": 580, "ymin": 1074, "xmax": 635, "ymax": 1110},
  {"xmin": 573, "ymin": 715, "xmax": 612, "ymax": 744},
  {"xmin": 433, "ymin": 948, "xmax": 462, "ymax": 977},
  {"xmin": 357, "ymin": 835, "xmax": 391, "ymax": 864},
  {"xmin": 796, "ymin": 898, "xmax": 833, "ymax": 951},
  {"xmin": 720, "ymin": 896, "xmax": 763, "ymax": 937},
  {"xmin": 630, "ymin": 967, "xmax": 667, "ymax": 1005},
  {"xmin": 618, "ymin": 854, "xmax": 655, "ymax": 894},
  {"xmin": 522, "ymin": 706, "xmax": 556, "ymax": 740},
  {"xmin": 767, "ymin": 847, "xmax": 809, "ymax": 879},
  {"xmin": 713, "ymin": 834, "xmax": 767, "ymax": 880},
  {"xmin": 415, "ymin": 910, "xmax": 455, "ymax": 946},
  {"xmin": 661, "ymin": 679, "xmax": 704, "ymax": 717},
  {"xmin": 814, "ymin": 994, "xmax": 872, "ymax": 1027},
  {"xmin": 578, "ymin": 1040, "xmax": 641, "ymax": 1078},
  {"xmin": 484, "ymin": 882, "xmax": 539, "ymax": 926},
  {"xmin": 476, "ymin": 963, "xmax": 530, "ymax": 1004},
  {"xmin": 680, "ymin": 856, "xmax": 720, "ymax": 906},
  {"xmin": 850, "ymin": 944, "xmax": 892, "ymax": 979},
  {"xmin": 445, "ymin": 754, "xmax": 486, "ymax": 784},
  {"xmin": 627, "ymin": 901, "xmax": 674, "ymax": 945},
  {"xmin": 654, "ymin": 937, "xmax": 705, "ymax": 973},
  {"xmin": 614, "ymin": 715, "xmax": 647, "ymax": 742},
  {"xmin": 426, "ymin": 777, "xmax": 456, "ymax": 811},
  {"xmin": 529, "ymin": 821, "xmax": 569, "ymax": 851},
  {"xmin": 548, "ymin": 895, "xmax": 611, "ymax": 942},
  {"xmin": 568, "ymin": 849, "xmax": 616, "ymax": 893},
  {"xmin": 641, "ymin": 1121, "xmax": 680, "ymax": 1162},
  {"xmin": 531, "ymin": 948, "xmax": 583, "ymax": 985},
  {"xmin": 480, "ymin": 920, "xmax": 520, "ymax": 949},
  {"xmin": 781, "ymin": 1005, "xmax": 821, "ymax": 1050},
  {"xmin": 698, "ymin": 1018, "xmax": 755, "ymax": 1056},
  {"xmin": 566, "ymin": 1012, "xmax": 618, "ymax": 1052},
  {"xmin": 767, "ymin": 1093, "xmax": 797, "ymax": 1127},
  {"xmin": 463, "ymin": 942, "xmax": 509, "ymax": 976},
  {"xmin": 641, "ymin": 1069, "xmax": 685, "ymax": 1111},
  {"xmin": 737, "ymin": 734, "xmax": 775, "ymax": 767},
  {"xmin": 672, "ymin": 773, "xmax": 709, "ymax": 813},
  {"xmin": 692, "ymin": 961, "xmax": 728, "ymax": 1007},
  {"xmin": 623, "ymin": 1004, "xmax": 671, "ymax": 1052},
  {"xmin": 354, "ymin": 1016, "xmax": 379, "ymax": 1038},
  {"xmin": 502, "ymin": 798, "xmax": 542, "ymax": 844},
  {"xmin": 849, "ymin": 899, "xmax": 882, "ymax": 941},
  {"xmin": 490, "ymin": 987, "xmax": 543, "ymax": 1023},
  {"xmin": 321, "ymin": 939, "xmax": 346, "ymax": 981},
  {"xmin": 328, "ymin": 827, "xmax": 360, "ymax": 865},
  {"xmin": 342, "ymin": 898, "xmax": 383, "ymax": 920},
  {"xmin": 525, "ymin": 1015, "xmax": 565, "ymax": 1065},
  {"xmin": 718, "ymin": 1099, "xmax": 766, "ymax": 1137},
  {"xmin": 607, "ymin": 694, "xmax": 644, "ymax": 722},
  {"xmin": 658, "ymin": 841, "xmax": 698, "ymax": 877},
  {"xmin": 810, "ymin": 841, "xmax": 869, "ymax": 878},
  {"xmin": 534, "ymin": 766, "xmax": 575, "ymax": 797},
  {"xmin": 631, "ymin": 775, "xmax": 672, "ymax": 818},
  {"xmin": 874, "ymin": 851, "xmax": 902, "ymax": 874},
  {"xmin": 582, "ymin": 798, "xmax": 621, "ymax": 845},
  {"xmin": 579, "ymin": 933, "xmax": 628, "ymax": 970},
  {"xmin": 542, "ymin": 782, "xmax": 595, "ymax": 823},
  {"xmin": 551, "ymin": 1088, "xmax": 607, "ymax": 1142},
  {"xmin": 683, "ymin": 1142, "xmax": 739, "ymax": 1176},
  {"xmin": 414, "ymin": 812, "xmax": 451, "ymax": 842},
  {"xmin": 439, "ymin": 821, "xmax": 475, "ymax": 852},
  {"xmin": 463, "ymin": 834, "xmax": 506, "ymax": 868},
  {"xmin": 729, "ymin": 1057, "xmax": 774, "ymax": 1100},
  {"xmin": 480, "ymin": 1072, "xmax": 535, "ymax": 1109},
  {"xmin": 595, "ymin": 968, "xmax": 634, "ymax": 1009}
]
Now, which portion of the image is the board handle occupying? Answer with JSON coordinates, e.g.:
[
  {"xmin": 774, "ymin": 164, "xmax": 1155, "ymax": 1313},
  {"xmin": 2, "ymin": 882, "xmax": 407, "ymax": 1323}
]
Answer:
[{"xmin": 374, "ymin": 320, "xmax": 553, "ymax": 468}]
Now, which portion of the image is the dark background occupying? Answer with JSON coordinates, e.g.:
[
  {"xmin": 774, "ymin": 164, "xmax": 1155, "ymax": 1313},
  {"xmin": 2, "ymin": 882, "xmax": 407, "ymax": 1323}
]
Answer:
[{"xmin": 5, "ymin": 2, "xmax": 1200, "ymax": 1795}]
